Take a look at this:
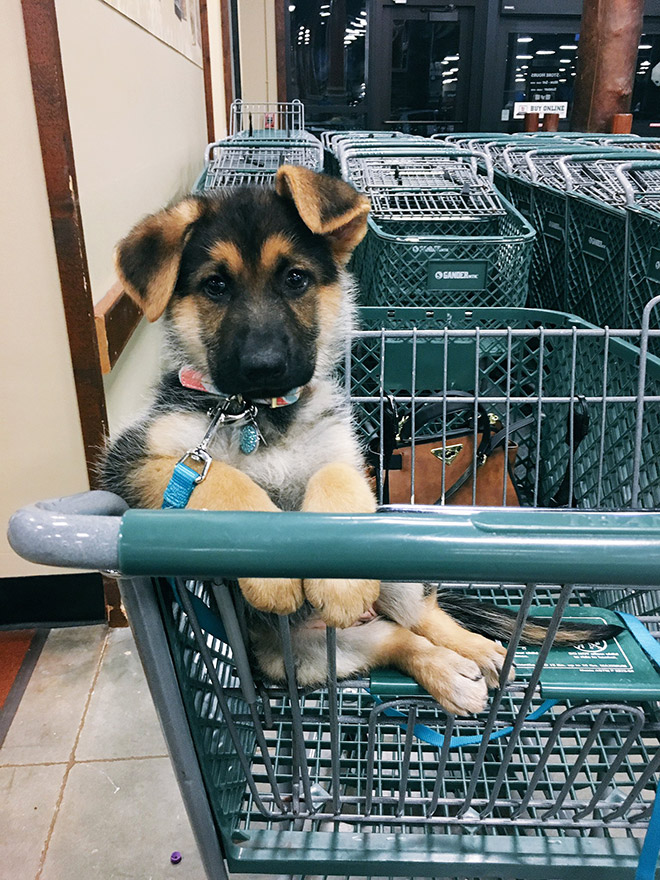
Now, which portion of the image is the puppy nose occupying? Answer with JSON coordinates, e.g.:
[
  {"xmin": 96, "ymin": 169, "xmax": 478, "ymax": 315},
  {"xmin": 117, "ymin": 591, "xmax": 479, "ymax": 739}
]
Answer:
[{"xmin": 241, "ymin": 346, "xmax": 287, "ymax": 381}]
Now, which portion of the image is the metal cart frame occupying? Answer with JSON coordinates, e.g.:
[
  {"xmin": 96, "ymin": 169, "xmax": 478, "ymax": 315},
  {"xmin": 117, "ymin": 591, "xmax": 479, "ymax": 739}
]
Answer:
[{"xmin": 8, "ymin": 299, "xmax": 660, "ymax": 879}]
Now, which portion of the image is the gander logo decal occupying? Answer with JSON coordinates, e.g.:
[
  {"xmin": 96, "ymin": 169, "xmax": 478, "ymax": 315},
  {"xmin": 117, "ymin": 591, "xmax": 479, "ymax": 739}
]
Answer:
[
  {"xmin": 646, "ymin": 247, "xmax": 660, "ymax": 283},
  {"xmin": 427, "ymin": 260, "xmax": 488, "ymax": 291},
  {"xmin": 583, "ymin": 226, "xmax": 611, "ymax": 261}
]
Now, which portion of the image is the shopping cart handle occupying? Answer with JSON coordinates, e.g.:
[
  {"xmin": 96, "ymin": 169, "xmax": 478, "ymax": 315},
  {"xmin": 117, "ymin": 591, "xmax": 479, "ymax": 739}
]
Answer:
[
  {"xmin": 7, "ymin": 491, "xmax": 127, "ymax": 572},
  {"xmin": 9, "ymin": 494, "xmax": 660, "ymax": 586}
]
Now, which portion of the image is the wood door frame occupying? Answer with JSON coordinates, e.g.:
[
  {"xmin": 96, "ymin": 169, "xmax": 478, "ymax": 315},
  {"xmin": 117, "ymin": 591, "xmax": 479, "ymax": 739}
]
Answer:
[
  {"xmin": 20, "ymin": 0, "xmax": 126, "ymax": 625},
  {"xmin": 20, "ymin": 0, "xmax": 108, "ymax": 484}
]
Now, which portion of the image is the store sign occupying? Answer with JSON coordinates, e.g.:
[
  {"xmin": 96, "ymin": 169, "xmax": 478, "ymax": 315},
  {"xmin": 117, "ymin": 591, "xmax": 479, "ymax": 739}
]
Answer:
[
  {"xmin": 583, "ymin": 226, "xmax": 610, "ymax": 261},
  {"xmin": 427, "ymin": 260, "xmax": 488, "ymax": 291},
  {"xmin": 513, "ymin": 101, "xmax": 568, "ymax": 119},
  {"xmin": 647, "ymin": 247, "xmax": 660, "ymax": 283}
]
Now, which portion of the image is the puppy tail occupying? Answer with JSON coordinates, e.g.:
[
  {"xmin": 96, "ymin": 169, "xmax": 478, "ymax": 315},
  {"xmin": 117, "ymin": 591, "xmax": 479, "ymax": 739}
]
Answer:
[{"xmin": 435, "ymin": 590, "xmax": 623, "ymax": 647}]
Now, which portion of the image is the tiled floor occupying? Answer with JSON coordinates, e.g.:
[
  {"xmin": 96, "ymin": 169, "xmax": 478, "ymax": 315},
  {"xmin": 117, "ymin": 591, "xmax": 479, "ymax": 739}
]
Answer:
[
  {"xmin": 0, "ymin": 624, "xmax": 491, "ymax": 880},
  {"xmin": 0, "ymin": 625, "xmax": 207, "ymax": 880}
]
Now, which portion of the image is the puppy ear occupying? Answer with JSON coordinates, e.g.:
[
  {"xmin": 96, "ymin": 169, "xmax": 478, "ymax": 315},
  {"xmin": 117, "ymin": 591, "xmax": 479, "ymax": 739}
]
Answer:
[
  {"xmin": 275, "ymin": 165, "xmax": 370, "ymax": 262},
  {"xmin": 114, "ymin": 198, "xmax": 204, "ymax": 322}
]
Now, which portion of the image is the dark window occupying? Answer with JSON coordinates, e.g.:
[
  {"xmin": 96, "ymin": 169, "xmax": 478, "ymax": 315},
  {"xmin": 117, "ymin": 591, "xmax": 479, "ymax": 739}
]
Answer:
[{"xmin": 288, "ymin": 0, "xmax": 367, "ymax": 128}]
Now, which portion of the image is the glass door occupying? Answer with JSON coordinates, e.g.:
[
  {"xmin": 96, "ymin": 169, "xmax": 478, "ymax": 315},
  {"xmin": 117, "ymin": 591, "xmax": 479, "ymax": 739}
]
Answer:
[{"xmin": 370, "ymin": 4, "xmax": 474, "ymax": 134}]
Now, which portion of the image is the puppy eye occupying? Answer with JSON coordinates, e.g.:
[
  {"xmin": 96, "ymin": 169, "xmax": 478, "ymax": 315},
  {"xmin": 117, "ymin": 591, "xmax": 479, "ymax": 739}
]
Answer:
[
  {"xmin": 203, "ymin": 274, "xmax": 228, "ymax": 300},
  {"xmin": 283, "ymin": 268, "xmax": 310, "ymax": 294}
]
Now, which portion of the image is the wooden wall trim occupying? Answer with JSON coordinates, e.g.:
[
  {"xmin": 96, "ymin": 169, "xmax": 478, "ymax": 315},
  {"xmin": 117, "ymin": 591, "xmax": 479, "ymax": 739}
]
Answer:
[
  {"xmin": 275, "ymin": 0, "xmax": 287, "ymax": 102},
  {"xmin": 199, "ymin": 0, "xmax": 215, "ymax": 142},
  {"xmin": 20, "ymin": 0, "xmax": 108, "ymax": 487},
  {"xmin": 220, "ymin": 0, "xmax": 235, "ymax": 131},
  {"xmin": 94, "ymin": 284, "xmax": 143, "ymax": 375}
]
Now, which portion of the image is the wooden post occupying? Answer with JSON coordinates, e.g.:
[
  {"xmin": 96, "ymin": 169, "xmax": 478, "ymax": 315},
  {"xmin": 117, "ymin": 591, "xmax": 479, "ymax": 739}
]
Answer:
[
  {"xmin": 571, "ymin": 0, "xmax": 644, "ymax": 132},
  {"xmin": 611, "ymin": 113, "xmax": 634, "ymax": 134},
  {"xmin": 542, "ymin": 112, "xmax": 560, "ymax": 132},
  {"xmin": 524, "ymin": 112, "xmax": 539, "ymax": 132}
]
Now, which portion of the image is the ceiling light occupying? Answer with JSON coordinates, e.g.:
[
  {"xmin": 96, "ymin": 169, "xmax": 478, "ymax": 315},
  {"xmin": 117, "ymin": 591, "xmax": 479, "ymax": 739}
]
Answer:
[
  {"xmin": 559, "ymin": 78, "xmax": 567, "ymax": 82},
  {"xmin": 559, "ymin": 58, "xmax": 571, "ymax": 63},
  {"xmin": 517, "ymin": 36, "xmax": 533, "ymax": 43},
  {"xmin": 536, "ymin": 50, "xmax": 555, "ymax": 55},
  {"xmin": 516, "ymin": 55, "xmax": 533, "ymax": 60},
  {"xmin": 289, "ymin": 4, "xmax": 296, "ymax": 10},
  {"xmin": 445, "ymin": 55, "xmax": 459, "ymax": 61},
  {"xmin": 521, "ymin": 65, "xmax": 528, "ymax": 70},
  {"xmin": 639, "ymin": 44, "xmax": 653, "ymax": 50},
  {"xmin": 559, "ymin": 44, "xmax": 577, "ymax": 50}
]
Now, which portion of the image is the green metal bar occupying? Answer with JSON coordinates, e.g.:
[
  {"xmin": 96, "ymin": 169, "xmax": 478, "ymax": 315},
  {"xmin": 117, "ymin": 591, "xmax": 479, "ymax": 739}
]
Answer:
[
  {"xmin": 118, "ymin": 508, "xmax": 660, "ymax": 585},
  {"xmin": 223, "ymin": 827, "xmax": 645, "ymax": 877}
]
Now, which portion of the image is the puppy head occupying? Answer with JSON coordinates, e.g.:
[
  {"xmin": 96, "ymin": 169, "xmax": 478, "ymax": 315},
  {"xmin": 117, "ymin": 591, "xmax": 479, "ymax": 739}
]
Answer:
[{"xmin": 115, "ymin": 168, "xmax": 369, "ymax": 397}]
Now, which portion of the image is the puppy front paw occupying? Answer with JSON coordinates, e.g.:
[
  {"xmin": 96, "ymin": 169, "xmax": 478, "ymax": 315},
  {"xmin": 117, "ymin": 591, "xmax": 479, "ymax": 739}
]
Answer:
[
  {"xmin": 419, "ymin": 648, "xmax": 489, "ymax": 716},
  {"xmin": 303, "ymin": 578, "xmax": 380, "ymax": 628},
  {"xmin": 459, "ymin": 635, "xmax": 515, "ymax": 690},
  {"xmin": 239, "ymin": 576, "xmax": 304, "ymax": 616}
]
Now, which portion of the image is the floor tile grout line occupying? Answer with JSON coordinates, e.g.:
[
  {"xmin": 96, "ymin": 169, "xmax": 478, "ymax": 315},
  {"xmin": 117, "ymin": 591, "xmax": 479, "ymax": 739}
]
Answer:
[
  {"xmin": 34, "ymin": 627, "xmax": 109, "ymax": 880},
  {"xmin": 1, "ymin": 753, "xmax": 170, "ymax": 770}
]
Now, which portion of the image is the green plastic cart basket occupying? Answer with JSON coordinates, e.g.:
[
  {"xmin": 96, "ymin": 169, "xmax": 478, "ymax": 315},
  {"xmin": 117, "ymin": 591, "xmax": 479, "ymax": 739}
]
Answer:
[{"xmin": 8, "ymin": 302, "xmax": 660, "ymax": 880}]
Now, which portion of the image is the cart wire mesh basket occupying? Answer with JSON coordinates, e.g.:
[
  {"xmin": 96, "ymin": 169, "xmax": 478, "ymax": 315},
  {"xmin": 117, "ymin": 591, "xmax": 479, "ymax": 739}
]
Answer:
[
  {"xmin": 196, "ymin": 136, "xmax": 324, "ymax": 192},
  {"xmin": 9, "ymin": 298, "xmax": 660, "ymax": 880},
  {"xmin": 228, "ymin": 98, "xmax": 306, "ymax": 141}
]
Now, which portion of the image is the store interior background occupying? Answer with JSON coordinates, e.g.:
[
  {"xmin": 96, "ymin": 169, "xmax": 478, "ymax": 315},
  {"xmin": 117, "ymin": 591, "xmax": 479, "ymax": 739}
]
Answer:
[{"xmin": 2, "ymin": 0, "xmax": 660, "ymax": 620}]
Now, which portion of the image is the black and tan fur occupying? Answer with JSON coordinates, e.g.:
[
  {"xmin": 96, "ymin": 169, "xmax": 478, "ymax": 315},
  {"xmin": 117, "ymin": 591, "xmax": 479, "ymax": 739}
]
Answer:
[{"xmin": 102, "ymin": 165, "xmax": 620, "ymax": 716}]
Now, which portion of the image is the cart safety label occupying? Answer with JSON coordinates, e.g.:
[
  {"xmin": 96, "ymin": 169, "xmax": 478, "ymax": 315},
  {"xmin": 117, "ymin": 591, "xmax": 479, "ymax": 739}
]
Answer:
[
  {"xmin": 646, "ymin": 247, "xmax": 660, "ymax": 283},
  {"xmin": 427, "ymin": 260, "xmax": 488, "ymax": 291},
  {"xmin": 545, "ymin": 212, "xmax": 564, "ymax": 241},
  {"xmin": 583, "ymin": 227, "xmax": 611, "ymax": 261}
]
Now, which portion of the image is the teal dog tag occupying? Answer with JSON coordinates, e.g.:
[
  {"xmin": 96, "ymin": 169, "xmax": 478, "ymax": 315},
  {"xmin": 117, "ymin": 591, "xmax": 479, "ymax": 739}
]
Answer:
[{"xmin": 240, "ymin": 422, "xmax": 260, "ymax": 454}]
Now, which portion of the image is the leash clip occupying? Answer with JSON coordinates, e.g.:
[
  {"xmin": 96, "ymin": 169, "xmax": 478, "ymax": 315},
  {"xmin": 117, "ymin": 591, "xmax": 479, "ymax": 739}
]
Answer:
[{"xmin": 177, "ymin": 447, "xmax": 213, "ymax": 484}]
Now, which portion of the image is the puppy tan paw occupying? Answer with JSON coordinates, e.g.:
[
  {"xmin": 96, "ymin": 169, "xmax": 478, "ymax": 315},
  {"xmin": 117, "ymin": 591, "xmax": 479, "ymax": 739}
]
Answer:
[
  {"xmin": 419, "ymin": 648, "xmax": 489, "ymax": 716},
  {"xmin": 303, "ymin": 578, "xmax": 380, "ymax": 628},
  {"xmin": 239, "ymin": 576, "xmax": 304, "ymax": 616},
  {"xmin": 460, "ymin": 636, "xmax": 515, "ymax": 690}
]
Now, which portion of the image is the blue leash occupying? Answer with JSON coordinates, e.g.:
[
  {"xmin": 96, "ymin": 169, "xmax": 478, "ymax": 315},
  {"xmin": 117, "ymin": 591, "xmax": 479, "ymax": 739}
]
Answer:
[{"xmin": 376, "ymin": 696, "xmax": 558, "ymax": 748}]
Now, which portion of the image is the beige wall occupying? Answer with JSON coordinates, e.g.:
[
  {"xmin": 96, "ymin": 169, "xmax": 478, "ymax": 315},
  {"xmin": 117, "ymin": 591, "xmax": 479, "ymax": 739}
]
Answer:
[
  {"xmin": 55, "ymin": 0, "xmax": 211, "ymax": 437},
  {"xmin": 237, "ymin": 0, "xmax": 279, "ymax": 104},
  {"xmin": 1, "ymin": 0, "xmax": 221, "ymax": 577},
  {"xmin": 0, "ymin": 0, "xmax": 90, "ymax": 577}
]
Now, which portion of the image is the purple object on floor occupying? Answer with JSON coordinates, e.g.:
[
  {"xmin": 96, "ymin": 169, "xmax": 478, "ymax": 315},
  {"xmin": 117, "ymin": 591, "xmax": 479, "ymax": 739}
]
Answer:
[{"xmin": 170, "ymin": 851, "xmax": 182, "ymax": 865}]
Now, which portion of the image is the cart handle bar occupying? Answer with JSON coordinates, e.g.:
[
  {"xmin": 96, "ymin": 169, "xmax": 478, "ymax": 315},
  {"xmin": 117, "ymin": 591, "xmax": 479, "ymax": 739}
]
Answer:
[{"xmin": 8, "ymin": 492, "xmax": 660, "ymax": 586}]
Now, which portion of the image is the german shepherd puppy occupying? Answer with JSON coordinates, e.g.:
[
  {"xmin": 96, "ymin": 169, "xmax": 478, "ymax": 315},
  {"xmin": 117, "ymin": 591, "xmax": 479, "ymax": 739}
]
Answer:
[{"xmin": 101, "ymin": 165, "xmax": 620, "ymax": 716}]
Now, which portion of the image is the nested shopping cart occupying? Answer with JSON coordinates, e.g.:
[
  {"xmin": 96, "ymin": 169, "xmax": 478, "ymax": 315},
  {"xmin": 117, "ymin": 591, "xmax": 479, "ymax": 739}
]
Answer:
[
  {"xmin": 227, "ymin": 99, "xmax": 306, "ymax": 142},
  {"xmin": 613, "ymin": 160, "xmax": 660, "ymax": 347},
  {"xmin": 494, "ymin": 146, "xmax": 639, "ymax": 313},
  {"xmin": 9, "ymin": 298, "xmax": 660, "ymax": 879},
  {"xmin": 195, "ymin": 135, "xmax": 324, "ymax": 192},
  {"xmin": 340, "ymin": 147, "xmax": 535, "ymax": 309},
  {"xmin": 557, "ymin": 151, "xmax": 660, "ymax": 327},
  {"xmin": 322, "ymin": 130, "xmax": 424, "ymax": 176}
]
